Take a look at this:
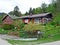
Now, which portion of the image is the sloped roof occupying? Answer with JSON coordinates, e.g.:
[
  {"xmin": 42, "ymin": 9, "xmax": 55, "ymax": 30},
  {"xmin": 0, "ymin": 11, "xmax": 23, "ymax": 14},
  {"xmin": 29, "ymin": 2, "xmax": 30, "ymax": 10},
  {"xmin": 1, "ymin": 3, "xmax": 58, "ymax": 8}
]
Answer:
[
  {"xmin": 8, "ymin": 15, "xmax": 20, "ymax": 19},
  {"xmin": 20, "ymin": 13, "xmax": 52, "ymax": 18},
  {"xmin": 2, "ymin": 14, "xmax": 20, "ymax": 21},
  {"xmin": 2, "ymin": 13, "xmax": 52, "ymax": 21}
]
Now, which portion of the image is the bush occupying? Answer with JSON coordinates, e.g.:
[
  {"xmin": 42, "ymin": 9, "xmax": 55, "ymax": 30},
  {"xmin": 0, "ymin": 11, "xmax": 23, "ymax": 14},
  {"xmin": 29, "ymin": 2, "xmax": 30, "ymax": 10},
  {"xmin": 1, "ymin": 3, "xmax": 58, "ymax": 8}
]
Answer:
[
  {"xmin": 23, "ymin": 22, "xmax": 60, "ymax": 38},
  {"xmin": 23, "ymin": 22, "xmax": 45, "ymax": 38},
  {"xmin": 2, "ymin": 24, "xmax": 15, "ymax": 30},
  {"xmin": 8, "ymin": 31, "xmax": 19, "ymax": 36},
  {"xmin": 13, "ymin": 20, "xmax": 25, "ymax": 30},
  {"xmin": 19, "ymin": 31, "xmax": 27, "ymax": 38},
  {"xmin": 23, "ymin": 22, "xmax": 45, "ymax": 31},
  {"xmin": 0, "ymin": 28, "xmax": 9, "ymax": 34},
  {"xmin": 43, "ymin": 24, "xmax": 60, "ymax": 38},
  {"xmin": 19, "ymin": 31, "xmax": 38, "ymax": 38},
  {"xmin": 54, "ymin": 13, "xmax": 60, "ymax": 25}
]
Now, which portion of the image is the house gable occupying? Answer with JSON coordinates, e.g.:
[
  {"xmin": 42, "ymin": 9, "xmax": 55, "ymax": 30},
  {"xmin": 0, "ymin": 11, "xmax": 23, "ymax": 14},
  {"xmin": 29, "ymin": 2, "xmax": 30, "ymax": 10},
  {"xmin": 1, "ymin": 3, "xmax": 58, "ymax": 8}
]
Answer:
[{"xmin": 2, "ymin": 15, "xmax": 13, "ymax": 24}]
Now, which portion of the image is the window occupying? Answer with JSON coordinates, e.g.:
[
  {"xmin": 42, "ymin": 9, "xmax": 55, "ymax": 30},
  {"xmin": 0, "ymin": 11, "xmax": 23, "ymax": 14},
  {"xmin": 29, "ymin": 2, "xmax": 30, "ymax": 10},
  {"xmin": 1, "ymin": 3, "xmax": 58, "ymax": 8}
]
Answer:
[
  {"xmin": 34, "ymin": 18, "xmax": 40, "ymax": 24},
  {"xmin": 24, "ymin": 19, "xmax": 29, "ymax": 23}
]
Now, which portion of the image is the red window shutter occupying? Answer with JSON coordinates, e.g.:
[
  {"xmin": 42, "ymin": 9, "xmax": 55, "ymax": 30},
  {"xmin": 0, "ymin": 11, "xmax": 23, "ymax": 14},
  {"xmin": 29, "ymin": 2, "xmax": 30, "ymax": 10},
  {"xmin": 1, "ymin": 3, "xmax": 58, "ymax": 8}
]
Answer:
[
  {"xmin": 28, "ymin": 19, "xmax": 30, "ymax": 22},
  {"xmin": 23, "ymin": 19, "xmax": 25, "ymax": 23},
  {"xmin": 32, "ymin": 18, "xmax": 34, "ymax": 23}
]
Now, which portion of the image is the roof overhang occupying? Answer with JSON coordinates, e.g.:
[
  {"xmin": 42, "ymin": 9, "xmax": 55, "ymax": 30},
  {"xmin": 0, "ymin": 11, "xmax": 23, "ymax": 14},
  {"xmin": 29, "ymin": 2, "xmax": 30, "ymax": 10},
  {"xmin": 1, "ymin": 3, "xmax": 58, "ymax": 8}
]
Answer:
[{"xmin": 20, "ymin": 13, "xmax": 52, "ymax": 19}]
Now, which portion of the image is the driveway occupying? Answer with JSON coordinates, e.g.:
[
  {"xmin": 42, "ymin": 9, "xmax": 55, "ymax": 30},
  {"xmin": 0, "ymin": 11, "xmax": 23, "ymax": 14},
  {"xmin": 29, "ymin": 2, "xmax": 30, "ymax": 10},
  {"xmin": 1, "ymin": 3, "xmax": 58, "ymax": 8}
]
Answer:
[
  {"xmin": 0, "ymin": 38, "xmax": 12, "ymax": 45},
  {"xmin": 39, "ymin": 41, "xmax": 60, "ymax": 45}
]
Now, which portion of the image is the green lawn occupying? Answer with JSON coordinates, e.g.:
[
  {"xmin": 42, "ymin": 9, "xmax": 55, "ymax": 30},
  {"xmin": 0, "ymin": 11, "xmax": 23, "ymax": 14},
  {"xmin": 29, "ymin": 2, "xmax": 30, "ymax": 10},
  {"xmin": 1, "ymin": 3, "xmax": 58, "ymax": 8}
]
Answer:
[{"xmin": 8, "ymin": 34, "xmax": 60, "ymax": 45}]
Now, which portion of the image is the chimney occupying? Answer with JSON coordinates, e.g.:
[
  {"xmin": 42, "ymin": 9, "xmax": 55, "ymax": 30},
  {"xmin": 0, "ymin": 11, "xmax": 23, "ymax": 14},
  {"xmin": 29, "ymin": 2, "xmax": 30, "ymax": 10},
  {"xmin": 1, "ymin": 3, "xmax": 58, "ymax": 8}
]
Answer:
[{"xmin": 30, "ymin": 13, "xmax": 32, "ymax": 16}]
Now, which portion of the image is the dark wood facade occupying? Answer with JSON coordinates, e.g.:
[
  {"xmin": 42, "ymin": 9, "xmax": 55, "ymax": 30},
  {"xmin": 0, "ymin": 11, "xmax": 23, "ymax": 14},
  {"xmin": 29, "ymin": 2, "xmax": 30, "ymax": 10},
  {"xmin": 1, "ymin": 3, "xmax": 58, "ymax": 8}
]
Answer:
[
  {"xmin": 20, "ymin": 13, "xmax": 52, "ymax": 24},
  {"xmin": 2, "ymin": 15, "xmax": 13, "ymax": 24},
  {"xmin": 2, "ymin": 14, "xmax": 20, "ymax": 24},
  {"xmin": 2, "ymin": 13, "xmax": 52, "ymax": 24}
]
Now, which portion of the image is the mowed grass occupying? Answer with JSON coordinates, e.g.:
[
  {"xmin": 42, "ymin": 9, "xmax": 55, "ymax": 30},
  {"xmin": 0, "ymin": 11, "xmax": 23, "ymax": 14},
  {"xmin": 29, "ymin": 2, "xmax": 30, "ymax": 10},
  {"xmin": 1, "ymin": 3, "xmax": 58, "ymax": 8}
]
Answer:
[{"xmin": 8, "ymin": 34, "xmax": 60, "ymax": 45}]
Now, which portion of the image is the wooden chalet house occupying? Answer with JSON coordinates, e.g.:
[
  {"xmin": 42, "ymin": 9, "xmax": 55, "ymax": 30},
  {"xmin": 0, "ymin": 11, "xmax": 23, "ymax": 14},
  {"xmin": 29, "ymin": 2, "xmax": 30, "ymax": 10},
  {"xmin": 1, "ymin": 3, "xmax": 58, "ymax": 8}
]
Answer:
[
  {"xmin": 2, "ymin": 13, "xmax": 52, "ymax": 24},
  {"xmin": 20, "ymin": 13, "xmax": 52, "ymax": 24},
  {"xmin": 2, "ymin": 15, "xmax": 20, "ymax": 24}
]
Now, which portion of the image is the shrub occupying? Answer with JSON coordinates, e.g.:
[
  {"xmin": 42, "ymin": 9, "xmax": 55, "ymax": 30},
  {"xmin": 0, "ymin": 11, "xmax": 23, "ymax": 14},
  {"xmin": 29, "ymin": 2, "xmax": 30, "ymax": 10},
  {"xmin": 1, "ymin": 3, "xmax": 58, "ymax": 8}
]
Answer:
[
  {"xmin": 43, "ymin": 24, "xmax": 59, "ymax": 38},
  {"xmin": 23, "ymin": 22, "xmax": 60, "ymax": 38},
  {"xmin": 2, "ymin": 24, "xmax": 15, "ymax": 30},
  {"xmin": 8, "ymin": 31, "xmax": 19, "ymax": 36},
  {"xmin": 23, "ymin": 22, "xmax": 45, "ymax": 38},
  {"xmin": 13, "ymin": 20, "xmax": 25, "ymax": 30},
  {"xmin": 23, "ymin": 22, "xmax": 45, "ymax": 31},
  {"xmin": 0, "ymin": 28, "xmax": 9, "ymax": 34},
  {"xmin": 54, "ymin": 13, "xmax": 60, "ymax": 25},
  {"xmin": 19, "ymin": 31, "xmax": 27, "ymax": 38}
]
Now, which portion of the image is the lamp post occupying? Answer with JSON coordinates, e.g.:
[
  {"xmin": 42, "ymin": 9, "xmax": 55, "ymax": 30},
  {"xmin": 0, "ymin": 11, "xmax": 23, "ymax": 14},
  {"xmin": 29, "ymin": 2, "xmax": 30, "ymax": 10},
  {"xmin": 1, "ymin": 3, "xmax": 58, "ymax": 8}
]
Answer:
[{"xmin": 37, "ymin": 30, "xmax": 41, "ymax": 39}]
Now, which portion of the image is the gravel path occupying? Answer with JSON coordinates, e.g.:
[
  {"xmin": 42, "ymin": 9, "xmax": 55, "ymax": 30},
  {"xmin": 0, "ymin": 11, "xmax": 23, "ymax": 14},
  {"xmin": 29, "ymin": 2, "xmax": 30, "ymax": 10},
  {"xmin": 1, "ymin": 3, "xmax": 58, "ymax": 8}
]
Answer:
[
  {"xmin": 0, "ymin": 34, "xmax": 60, "ymax": 45},
  {"xmin": 0, "ymin": 38, "xmax": 12, "ymax": 45},
  {"xmin": 0, "ymin": 34, "xmax": 20, "ymax": 39},
  {"xmin": 39, "ymin": 41, "xmax": 60, "ymax": 45},
  {"xmin": 0, "ymin": 34, "xmax": 37, "ymax": 41}
]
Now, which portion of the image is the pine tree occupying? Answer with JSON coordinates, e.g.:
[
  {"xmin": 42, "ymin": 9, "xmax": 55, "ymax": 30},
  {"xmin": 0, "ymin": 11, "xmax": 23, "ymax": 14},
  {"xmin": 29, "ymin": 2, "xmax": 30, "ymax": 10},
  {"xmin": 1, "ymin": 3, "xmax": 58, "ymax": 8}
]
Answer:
[
  {"xmin": 29, "ymin": 7, "xmax": 33, "ymax": 15},
  {"xmin": 41, "ymin": 3, "xmax": 47, "ymax": 13},
  {"xmin": 56, "ymin": 0, "xmax": 60, "ymax": 12},
  {"xmin": 14, "ymin": 6, "xmax": 21, "ymax": 16}
]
